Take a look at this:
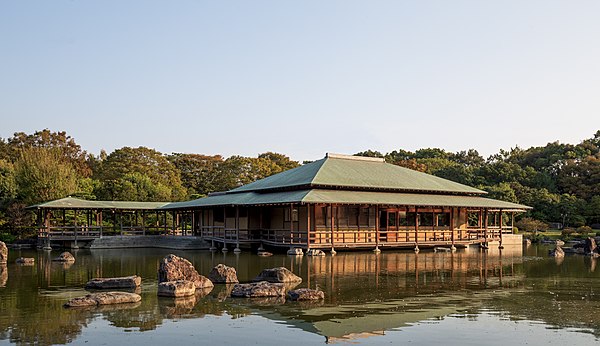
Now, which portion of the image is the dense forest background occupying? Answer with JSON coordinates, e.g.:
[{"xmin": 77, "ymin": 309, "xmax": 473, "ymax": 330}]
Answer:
[{"xmin": 0, "ymin": 129, "xmax": 599, "ymax": 239}]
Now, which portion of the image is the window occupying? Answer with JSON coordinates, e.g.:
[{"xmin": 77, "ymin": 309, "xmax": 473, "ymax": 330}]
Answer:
[
  {"xmin": 284, "ymin": 208, "xmax": 299, "ymax": 222},
  {"xmin": 398, "ymin": 211, "xmax": 408, "ymax": 226},
  {"xmin": 436, "ymin": 213, "xmax": 450, "ymax": 227},
  {"xmin": 214, "ymin": 209, "xmax": 224, "ymax": 224},
  {"xmin": 407, "ymin": 212, "xmax": 416, "ymax": 226},
  {"xmin": 349, "ymin": 206, "xmax": 359, "ymax": 227},
  {"xmin": 315, "ymin": 206, "xmax": 327, "ymax": 226},
  {"xmin": 388, "ymin": 212, "xmax": 397, "ymax": 227},
  {"xmin": 419, "ymin": 212, "xmax": 434, "ymax": 226},
  {"xmin": 359, "ymin": 207, "xmax": 370, "ymax": 227},
  {"xmin": 468, "ymin": 211, "xmax": 480, "ymax": 227},
  {"xmin": 337, "ymin": 206, "xmax": 348, "ymax": 227}
]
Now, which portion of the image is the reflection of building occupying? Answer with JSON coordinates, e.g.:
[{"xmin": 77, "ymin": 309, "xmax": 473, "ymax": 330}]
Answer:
[
  {"xmin": 31, "ymin": 154, "xmax": 530, "ymax": 251},
  {"xmin": 242, "ymin": 250, "xmax": 523, "ymax": 343}
]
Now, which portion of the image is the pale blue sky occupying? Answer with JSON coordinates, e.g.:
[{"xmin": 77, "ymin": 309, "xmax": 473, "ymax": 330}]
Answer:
[{"xmin": 1, "ymin": 1, "xmax": 599, "ymax": 161}]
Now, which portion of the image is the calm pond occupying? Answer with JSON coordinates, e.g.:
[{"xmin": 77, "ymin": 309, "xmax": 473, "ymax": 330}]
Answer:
[{"xmin": 1, "ymin": 245, "xmax": 599, "ymax": 345}]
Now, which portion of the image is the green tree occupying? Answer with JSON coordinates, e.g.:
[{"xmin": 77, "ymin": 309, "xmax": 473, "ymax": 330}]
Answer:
[
  {"xmin": 168, "ymin": 153, "xmax": 225, "ymax": 197},
  {"xmin": 6, "ymin": 129, "xmax": 92, "ymax": 177},
  {"xmin": 14, "ymin": 147, "xmax": 79, "ymax": 205},
  {"xmin": 95, "ymin": 147, "xmax": 186, "ymax": 201}
]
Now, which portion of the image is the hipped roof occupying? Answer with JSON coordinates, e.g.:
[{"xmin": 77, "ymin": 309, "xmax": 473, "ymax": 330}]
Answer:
[
  {"xmin": 230, "ymin": 153, "xmax": 486, "ymax": 195},
  {"xmin": 163, "ymin": 189, "xmax": 530, "ymax": 210}
]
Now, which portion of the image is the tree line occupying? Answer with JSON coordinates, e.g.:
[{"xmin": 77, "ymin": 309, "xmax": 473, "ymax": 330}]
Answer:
[{"xmin": 0, "ymin": 129, "xmax": 599, "ymax": 239}]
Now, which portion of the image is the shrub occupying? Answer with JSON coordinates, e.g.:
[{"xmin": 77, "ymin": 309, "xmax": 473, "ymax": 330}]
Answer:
[
  {"xmin": 0, "ymin": 233, "xmax": 16, "ymax": 243},
  {"xmin": 562, "ymin": 228, "xmax": 575, "ymax": 238},
  {"xmin": 577, "ymin": 226, "xmax": 593, "ymax": 237}
]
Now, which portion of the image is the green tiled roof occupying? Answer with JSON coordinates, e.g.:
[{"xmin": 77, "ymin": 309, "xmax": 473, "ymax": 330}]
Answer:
[
  {"xmin": 162, "ymin": 189, "xmax": 530, "ymax": 210},
  {"xmin": 230, "ymin": 154, "xmax": 485, "ymax": 195},
  {"xmin": 28, "ymin": 197, "xmax": 170, "ymax": 210}
]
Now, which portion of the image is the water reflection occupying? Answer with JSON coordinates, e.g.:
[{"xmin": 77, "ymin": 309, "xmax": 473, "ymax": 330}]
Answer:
[{"xmin": 0, "ymin": 245, "xmax": 599, "ymax": 344}]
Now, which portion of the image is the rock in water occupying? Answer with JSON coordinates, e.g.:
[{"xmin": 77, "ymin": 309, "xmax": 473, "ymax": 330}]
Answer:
[
  {"xmin": 287, "ymin": 288, "xmax": 325, "ymax": 301},
  {"xmin": 53, "ymin": 252, "xmax": 75, "ymax": 263},
  {"xmin": 85, "ymin": 275, "xmax": 141, "ymax": 289},
  {"xmin": 584, "ymin": 237, "xmax": 597, "ymax": 254},
  {"xmin": 0, "ymin": 265, "xmax": 6, "ymax": 287},
  {"xmin": 555, "ymin": 240, "xmax": 565, "ymax": 246},
  {"xmin": 158, "ymin": 280, "xmax": 196, "ymax": 297},
  {"xmin": 253, "ymin": 267, "xmax": 302, "ymax": 283},
  {"xmin": 231, "ymin": 281, "xmax": 286, "ymax": 298},
  {"xmin": 257, "ymin": 251, "xmax": 273, "ymax": 257},
  {"xmin": 306, "ymin": 249, "xmax": 326, "ymax": 256},
  {"xmin": 0, "ymin": 241, "xmax": 7, "ymax": 264},
  {"xmin": 15, "ymin": 257, "xmax": 35, "ymax": 265},
  {"xmin": 158, "ymin": 254, "xmax": 214, "ymax": 289},
  {"xmin": 64, "ymin": 292, "xmax": 141, "ymax": 308},
  {"xmin": 208, "ymin": 264, "xmax": 239, "ymax": 284},
  {"xmin": 549, "ymin": 246, "xmax": 565, "ymax": 258},
  {"xmin": 287, "ymin": 248, "xmax": 303, "ymax": 256}
]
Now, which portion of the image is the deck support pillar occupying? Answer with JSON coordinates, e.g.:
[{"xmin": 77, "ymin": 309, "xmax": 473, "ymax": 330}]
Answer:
[
  {"xmin": 498, "ymin": 209, "xmax": 504, "ymax": 249},
  {"xmin": 414, "ymin": 207, "xmax": 419, "ymax": 253},
  {"xmin": 209, "ymin": 240, "xmax": 217, "ymax": 251},
  {"xmin": 374, "ymin": 205, "xmax": 380, "ymax": 254},
  {"xmin": 450, "ymin": 208, "xmax": 456, "ymax": 252}
]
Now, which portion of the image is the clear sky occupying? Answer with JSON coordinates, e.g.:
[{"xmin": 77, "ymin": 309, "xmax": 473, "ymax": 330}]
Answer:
[{"xmin": 1, "ymin": 1, "xmax": 599, "ymax": 162}]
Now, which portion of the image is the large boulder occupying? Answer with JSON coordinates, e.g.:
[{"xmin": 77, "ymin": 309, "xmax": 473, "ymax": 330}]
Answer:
[
  {"xmin": 253, "ymin": 267, "xmax": 302, "ymax": 283},
  {"xmin": 208, "ymin": 264, "xmax": 239, "ymax": 284},
  {"xmin": 53, "ymin": 252, "xmax": 75, "ymax": 263},
  {"xmin": 555, "ymin": 240, "xmax": 565, "ymax": 246},
  {"xmin": 85, "ymin": 275, "xmax": 141, "ymax": 289},
  {"xmin": 549, "ymin": 246, "xmax": 565, "ymax": 258},
  {"xmin": 64, "ymin": 292, "xmax": 141, "ymax": 308},
  {"xmin": 158, "ymin": 254, "xmax": 214, "ymax": 289},
  {"xmin": 584, "ymin": 237, "xmax": 597, "ymax": 254},
  {"xmin": 287, "ymin": 288, "xmax": 325, "ymax": 301},
  {"xmin": 0, "ymin": 241, "xmax": 7, "ymax": 264},
  {"xmin": 158, "ymin": 280, "xmax": 196, "ymax": 297},
  {"xmin": 231, "ymin": 281, "xmax": 286, "ymax": 298}
]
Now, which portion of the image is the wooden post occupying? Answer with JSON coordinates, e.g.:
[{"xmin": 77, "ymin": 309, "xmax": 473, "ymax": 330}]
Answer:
[
  {"xmin": 483, "ymin": 208, "xmax": 489, "ymax": 249},
  {"xmin": 499, "ymin": 209, "xmax": 504, "ymax": 249},
  {"xmin": 234, "ymin": 206, "xmax": 241, "ymax": 252},
  {"xmin": 374, "ymin": 205, "xmax": 380, "ymax": 253},
  {"xmin": 414, "ymin": 207, "xmax": 419, "ymax": 252},
  {"xmin": 290, "ymin": 203, "xmax": 294, "ymax": 246},
  {"xmin": 307, "ymin": 204, "xmax": 311, "ymax": 249},
  {"xmin": 450, "ymin": 207, "xmax": 456, "ymax": 251},
  {"xmin": 330, "ymin": 204, "xmax": 336, "ymax": 255},
  {"xmin": 99, "ymin": 210, "xmax": 103, "ymax": 238},
  {"xmin": 73, "ymin": 209, "xmax": 78, "ymax": 249}
]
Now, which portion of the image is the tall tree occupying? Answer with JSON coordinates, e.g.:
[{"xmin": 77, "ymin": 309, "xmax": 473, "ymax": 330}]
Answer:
[
  {"xmin": 95, "ymin": 147, "xmax": 186, "ymax": 201},
  {"xmin": 13, "ymin": 147, "xmax": 79, "ymax": 204}
]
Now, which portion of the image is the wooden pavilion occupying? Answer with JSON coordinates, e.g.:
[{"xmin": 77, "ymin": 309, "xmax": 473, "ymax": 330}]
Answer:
[{"xmin": 163, "ymin": 153, "xmax": 531, "ymax": 252}]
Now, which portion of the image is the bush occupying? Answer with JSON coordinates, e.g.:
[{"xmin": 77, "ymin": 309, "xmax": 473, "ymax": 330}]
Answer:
[
  {"xmin": 577, "ymin": 226, "xmax": 593, "ymax": 237},
  {"xmin": 562, "ymin": 228, "xmax": 575, "ymax": 238},
  {"xmin": 515, "ymin": 217, "xmax": 549, "ymax": 233},
  {"xmin": 0, "ymin": 233, "xmax": 16, "ymax": 243},
  {"xmin": 512, "ymin": 227, "xmax": 519, "ymax": 234}
]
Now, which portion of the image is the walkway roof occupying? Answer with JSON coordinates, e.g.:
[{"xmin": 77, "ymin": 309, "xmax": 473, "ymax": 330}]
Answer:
[{"xmin": 28, "ymin": 197, "xmax": 170, "ymax": 210}]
